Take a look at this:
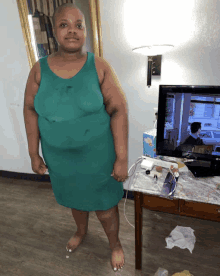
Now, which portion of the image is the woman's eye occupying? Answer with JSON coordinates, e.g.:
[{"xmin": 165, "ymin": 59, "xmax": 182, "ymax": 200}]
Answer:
[{"xmin": 60, "ymin": 23, "xmax": 83, "ymax": 29}]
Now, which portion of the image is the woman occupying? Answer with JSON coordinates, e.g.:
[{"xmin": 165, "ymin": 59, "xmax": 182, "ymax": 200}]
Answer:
[{"xmin": 23, "ymin": 2, "xmax": 129, "ymax": 272}]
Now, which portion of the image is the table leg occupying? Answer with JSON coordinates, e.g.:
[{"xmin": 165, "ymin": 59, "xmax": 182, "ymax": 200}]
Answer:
[{"xmin": 134, "ymin": 191, "xmax": 143, "ymax": 270}]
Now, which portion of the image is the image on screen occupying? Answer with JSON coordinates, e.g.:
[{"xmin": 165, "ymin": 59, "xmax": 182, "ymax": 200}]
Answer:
[{"xmin": 162, "ymin": 92, "xmax": 220, "ymax": 158}]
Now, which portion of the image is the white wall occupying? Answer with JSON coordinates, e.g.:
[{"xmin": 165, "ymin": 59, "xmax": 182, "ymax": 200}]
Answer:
[
  {"xmin": 1, "ymin": 0, "xmax": 220, "ymax": 190},
  {"xmin": 99, "ymin": 0, "xmax": 220, "ymax": 189},
  {"xmin": 0, "ymin": 0, "xmax": 93, "ymax": 178}
]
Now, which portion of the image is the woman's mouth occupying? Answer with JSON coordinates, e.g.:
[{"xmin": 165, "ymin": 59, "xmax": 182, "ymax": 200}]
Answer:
[{"xmin": 66, "ymin": 38, "xmax": 78, "ymax": 41}]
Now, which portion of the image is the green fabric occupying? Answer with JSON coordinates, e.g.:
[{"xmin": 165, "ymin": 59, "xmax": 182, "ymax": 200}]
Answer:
[{"xmin": 34, "ymin": 52, "xmax": 124, "ymax": 211}]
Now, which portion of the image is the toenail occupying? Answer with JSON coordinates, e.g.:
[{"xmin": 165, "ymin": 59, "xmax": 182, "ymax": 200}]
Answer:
[
  {"xmin": 118, "ymin": 268, "xmax": 120, "ymax": 271},
  {"xmin": 114, "ymin": 267, "xmax": 117, "ymax": 271},
  {"xmin": 69, "ymin": 249, "xmax": 72, "ymax": 252}
]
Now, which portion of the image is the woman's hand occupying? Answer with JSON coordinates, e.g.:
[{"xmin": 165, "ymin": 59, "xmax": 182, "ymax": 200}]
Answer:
[
  {"xmin": 111, "ymin": 159, "xmax": 128, "ymax": 182},
  {"xmin": 31, "ymin": 155, "xmax": 48, "ymax": 175}
]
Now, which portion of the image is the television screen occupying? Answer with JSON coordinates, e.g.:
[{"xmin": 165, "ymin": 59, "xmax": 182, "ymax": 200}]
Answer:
[{"xmin": 156, "ymin": 85, "xmax": 220, "ymax": 162}]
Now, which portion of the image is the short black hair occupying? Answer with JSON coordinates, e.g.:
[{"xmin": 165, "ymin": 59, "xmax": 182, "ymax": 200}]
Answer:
[
  {"xmin": 191, "ymin": 122, "xmax": 202, "ymax": 134},
  {"xmin": 52, "ymin": 3, "xmax": 85, "ymax": 27}
]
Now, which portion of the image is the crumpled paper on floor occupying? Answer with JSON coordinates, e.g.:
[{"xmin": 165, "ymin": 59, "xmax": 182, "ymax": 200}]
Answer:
[
  {"xmin": 165, "ymin": 226, "xmax": 196, "ymax": 253},
  {"xmin": 172, "ymin": 270, "xmax": 194, "ymax": 276},
  {"xmin": 154, "ymin": 267, "xmax": 168, "ymax": 276}
]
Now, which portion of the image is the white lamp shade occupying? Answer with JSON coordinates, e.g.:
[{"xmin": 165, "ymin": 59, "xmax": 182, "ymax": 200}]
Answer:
[{"xmin": 132, "ymin": 44, "xmax": 174, "ymax": 56}]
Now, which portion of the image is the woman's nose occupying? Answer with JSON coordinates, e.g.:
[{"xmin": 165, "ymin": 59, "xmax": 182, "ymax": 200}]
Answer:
[
  {"xmin": 68, "ymin": 24, "xmax": 78, "ymax": 31},
  {"xmin": 68, "ymin": 28, "xmax": 76, "ymax": 33}
]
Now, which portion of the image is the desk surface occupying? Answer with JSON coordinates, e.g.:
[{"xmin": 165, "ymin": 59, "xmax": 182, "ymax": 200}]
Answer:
[{"xmin": 130, "ymin": 157, "xmax": 220, "ymax": 205}]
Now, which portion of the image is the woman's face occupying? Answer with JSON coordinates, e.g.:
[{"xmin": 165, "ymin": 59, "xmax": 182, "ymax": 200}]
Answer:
[{"xmin": 53, "ymin": 8, "xmax": 87, "ymax": 52}]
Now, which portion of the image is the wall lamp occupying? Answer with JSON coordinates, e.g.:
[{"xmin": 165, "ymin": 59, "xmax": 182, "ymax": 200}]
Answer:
[{"xmin": 132, "ymin": 44, "xmax": 174, "ymax": 87}]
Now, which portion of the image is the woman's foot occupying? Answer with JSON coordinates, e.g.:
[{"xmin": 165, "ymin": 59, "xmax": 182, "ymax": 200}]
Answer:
[
  {"xmin": 66, "ymin": 231, "xmax": 87, "ymax": 253},
  {"xmin": 110, "ymin": 239, "xmax": 125, "ymax": 271}
]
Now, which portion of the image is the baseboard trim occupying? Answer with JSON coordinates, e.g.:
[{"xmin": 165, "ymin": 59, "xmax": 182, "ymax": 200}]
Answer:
[{"xmin": 0, "ymin": 170, "xmax": 134, "ymax": 201}]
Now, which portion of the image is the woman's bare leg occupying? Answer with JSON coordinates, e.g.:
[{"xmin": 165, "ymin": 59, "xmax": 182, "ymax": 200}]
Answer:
[
  {"xmin": 95, "ymin": 205, "xmax": 124, "ymax": 271},
  {"xmin": 71, "ymin": 208, "xmax": 89, "ymax": 235},
  {"xmin": 66, "ymin": 208, "xmax": 89, "ymax": 252}
]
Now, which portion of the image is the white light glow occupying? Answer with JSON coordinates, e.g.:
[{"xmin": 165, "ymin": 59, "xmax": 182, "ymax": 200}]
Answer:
[
  {"xmin": 132, "ymin": 45, "xmax": 174, "ymax": 56},
  {"xmin": 122, "ymin": 0, "xmax": 197, "ymax": 50}
]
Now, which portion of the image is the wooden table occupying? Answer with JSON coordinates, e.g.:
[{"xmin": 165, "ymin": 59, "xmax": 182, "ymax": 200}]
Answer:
[{"xmin": 133, "ymin": 164, "xmax": 220, "ymax": 271}]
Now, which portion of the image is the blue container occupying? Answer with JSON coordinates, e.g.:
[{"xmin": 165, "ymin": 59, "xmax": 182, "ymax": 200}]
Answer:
[{"xmin": 143, "ymin": 130, "xmax": 157, "ymax": 158}]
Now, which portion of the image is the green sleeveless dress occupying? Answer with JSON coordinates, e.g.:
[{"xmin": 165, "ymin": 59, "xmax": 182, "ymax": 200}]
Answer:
[{"xmin": 34, "ymin": 52, "xmax": 124, "ymax": 211}]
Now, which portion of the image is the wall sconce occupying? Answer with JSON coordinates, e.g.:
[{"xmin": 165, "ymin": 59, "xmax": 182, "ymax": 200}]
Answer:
[{"xmin": 132, "ymin": 44, "xmax": 174, "ymax": 87}]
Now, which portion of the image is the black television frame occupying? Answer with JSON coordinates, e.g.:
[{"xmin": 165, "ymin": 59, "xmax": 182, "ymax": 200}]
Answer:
[{"xmin": 156, "ymin": 85, "xmax": 220, "ymax": 176}]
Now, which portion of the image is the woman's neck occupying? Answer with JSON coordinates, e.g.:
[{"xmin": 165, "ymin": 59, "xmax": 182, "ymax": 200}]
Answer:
[{"xmin": 55, "ymin": 49, "xmax": 86, "ymax": 61}]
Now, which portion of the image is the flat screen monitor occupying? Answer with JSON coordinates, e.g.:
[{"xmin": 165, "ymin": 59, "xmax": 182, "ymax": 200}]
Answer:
[{"xmin": 156, "ymin": 85, "xmax": 220, "ymax": 177}]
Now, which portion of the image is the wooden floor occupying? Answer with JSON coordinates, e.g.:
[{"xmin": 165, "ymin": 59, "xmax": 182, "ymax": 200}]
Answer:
[{"xmin": 0, "ymin": 176, "xmax": 220, "ymax": 276}]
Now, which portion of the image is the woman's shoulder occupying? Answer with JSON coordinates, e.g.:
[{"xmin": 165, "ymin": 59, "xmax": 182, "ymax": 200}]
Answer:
[
  {"xmin": 34, "ymin": 60, "xmax": 41, "ymax": 86},
  {"xmin": 93, "ymin": 55, "xmax": 106, "ymax": 85},
  {"xmin": 34, "ymin": 54, "xmax": 53, "ymax": 85},
  {"xmin": 94, "ymin": 55, "xmax": 105, "ymax": 70},
  {"xmin": 94, "ymin": 55, "xmax": 111, "ymax": 71}
]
